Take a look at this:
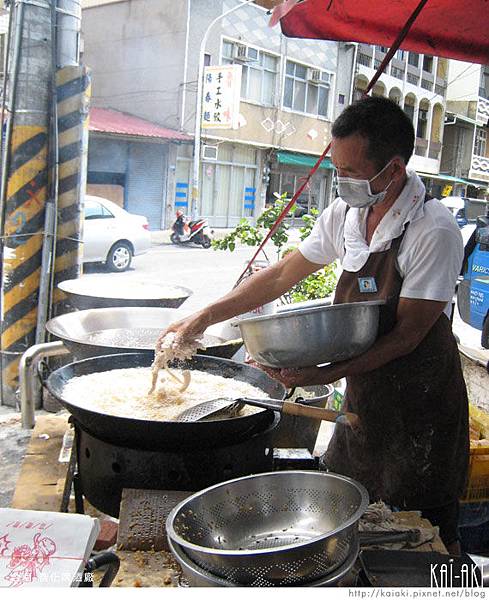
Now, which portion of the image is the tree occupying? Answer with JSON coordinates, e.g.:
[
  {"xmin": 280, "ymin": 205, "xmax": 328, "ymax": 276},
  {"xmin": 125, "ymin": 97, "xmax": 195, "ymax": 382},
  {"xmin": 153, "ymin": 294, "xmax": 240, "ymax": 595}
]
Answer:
[{"xmin": 212, "ymin": 195, "xmax": 337, "ymax": 302}]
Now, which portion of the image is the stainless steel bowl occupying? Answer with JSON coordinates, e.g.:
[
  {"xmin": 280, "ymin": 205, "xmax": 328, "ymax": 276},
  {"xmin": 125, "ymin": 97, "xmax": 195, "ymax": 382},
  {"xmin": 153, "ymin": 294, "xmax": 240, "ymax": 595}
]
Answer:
[
  {"xmin": 168, "ymin": 537, "xmax": 359, "ymax": 587},
  {"xmin": 58, "ymin": 277, "xmax": 192, "ymax": 309},
  {"xmin": 46, "ymin": 307, "xmax": 242, "ymax": 360},
  {"xmin": 237, "ymin": 300, "xmax": 384, "ymax": 368},
  {"xmin": 166, "ymin": 470, "xmax": 369, "ymax": 586}
]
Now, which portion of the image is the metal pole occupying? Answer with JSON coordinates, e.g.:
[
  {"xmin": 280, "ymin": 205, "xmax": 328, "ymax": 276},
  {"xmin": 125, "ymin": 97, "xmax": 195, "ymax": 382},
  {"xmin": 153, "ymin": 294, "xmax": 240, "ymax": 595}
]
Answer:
[
  {"xmin": 0, "ymin": 0, "xmax": 52, "ymax": 406},
  {"xmin": 191, "ymin": 0, "xmax": 255, "ymax": 219},
  {"xmin": 0, "ymin": 0, "xmax": 24, "ymax": 261},
  {"xmin": 19, "ymin": 340, "xmax": 69, "ymax": 428},
  {"xmin": 36, "ymin": 0, "xmax": 59, "ymax": 344}
]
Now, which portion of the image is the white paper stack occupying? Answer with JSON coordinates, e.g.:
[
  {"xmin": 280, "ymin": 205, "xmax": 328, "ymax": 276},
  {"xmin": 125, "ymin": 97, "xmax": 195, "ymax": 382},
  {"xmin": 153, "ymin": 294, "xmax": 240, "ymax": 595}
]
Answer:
[{"xmin": 0, "ymin": 508, "xmax": 100, "ymax": 588}]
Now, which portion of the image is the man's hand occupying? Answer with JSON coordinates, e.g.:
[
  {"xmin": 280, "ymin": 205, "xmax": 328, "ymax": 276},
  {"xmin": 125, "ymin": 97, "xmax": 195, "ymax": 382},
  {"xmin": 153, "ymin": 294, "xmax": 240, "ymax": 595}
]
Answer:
[
  {"xmin": 156, "ymin": 311, "xmax": 208, "ymax": 352},
  {"xmin": 248, "ymin": 361, "xmax": 323, "ymax": 388}
]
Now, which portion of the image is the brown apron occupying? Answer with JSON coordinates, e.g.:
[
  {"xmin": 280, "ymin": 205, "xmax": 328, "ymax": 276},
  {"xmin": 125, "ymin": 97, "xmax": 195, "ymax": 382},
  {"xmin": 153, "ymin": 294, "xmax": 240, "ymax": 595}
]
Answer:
[{"xmin": 322, "ymin": 201, "xmax": 470, "ymax": 509}]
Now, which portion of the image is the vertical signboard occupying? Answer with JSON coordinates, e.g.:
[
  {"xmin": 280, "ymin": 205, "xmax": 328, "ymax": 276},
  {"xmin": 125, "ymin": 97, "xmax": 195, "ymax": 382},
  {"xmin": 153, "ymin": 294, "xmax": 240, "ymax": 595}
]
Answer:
[{"xmin": 202, "ymin": 64, "xmax": 242, "ymax": 130}]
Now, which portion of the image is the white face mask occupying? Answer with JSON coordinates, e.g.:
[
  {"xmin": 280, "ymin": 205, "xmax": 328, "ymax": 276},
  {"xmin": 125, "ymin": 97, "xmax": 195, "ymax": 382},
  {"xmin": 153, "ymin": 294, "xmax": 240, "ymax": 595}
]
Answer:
[{"xmin": 335, "ymin": 160, "xmax": 394, "ymax": 208}]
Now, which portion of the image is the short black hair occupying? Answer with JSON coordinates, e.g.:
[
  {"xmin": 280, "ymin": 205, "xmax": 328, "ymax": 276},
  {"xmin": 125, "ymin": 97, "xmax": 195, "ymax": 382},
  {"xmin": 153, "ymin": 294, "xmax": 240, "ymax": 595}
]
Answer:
[{"xmin": 332, "ymin": 96, "xmax": 415, "ymax": 169}]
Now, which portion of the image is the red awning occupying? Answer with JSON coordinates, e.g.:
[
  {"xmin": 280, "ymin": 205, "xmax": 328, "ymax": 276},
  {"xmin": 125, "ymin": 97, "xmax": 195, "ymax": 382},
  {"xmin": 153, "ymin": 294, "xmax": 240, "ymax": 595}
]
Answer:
[
  {"xmin": 89, "ymin": 107, "xmax": 192, "ymax": 142},
  {"xmin": 273, "ymin": 0, "xmax": 489, "ymax": 65}
]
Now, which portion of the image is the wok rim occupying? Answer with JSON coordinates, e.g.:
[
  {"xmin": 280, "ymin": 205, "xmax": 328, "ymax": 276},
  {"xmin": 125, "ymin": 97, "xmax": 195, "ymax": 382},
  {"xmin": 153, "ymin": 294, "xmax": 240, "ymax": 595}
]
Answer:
[
  {"xmin": 237, "ymin": 299, "xmax": 385, "ymax": 326},
  {"xmin": 166, "ymin": 470, "xmax": 369, "ymax": 557},
  {"xmin": 46, "ymin": 352, "xmax": 284, "ymax": 426}
]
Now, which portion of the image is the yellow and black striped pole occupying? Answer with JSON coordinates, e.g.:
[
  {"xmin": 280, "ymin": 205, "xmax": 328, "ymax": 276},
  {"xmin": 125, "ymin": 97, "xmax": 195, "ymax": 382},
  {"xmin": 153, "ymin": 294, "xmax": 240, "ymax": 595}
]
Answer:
[
  {"xmin": 0, "ymin": 0, "xmax": 52, "ymax": 407},
  {"xmin": 1, "ymin": 126, "xmax": 49, "ymax": 406},
  {"xmin": 52, "ymin": 65, "xmax": 91, "ymax": 316}
]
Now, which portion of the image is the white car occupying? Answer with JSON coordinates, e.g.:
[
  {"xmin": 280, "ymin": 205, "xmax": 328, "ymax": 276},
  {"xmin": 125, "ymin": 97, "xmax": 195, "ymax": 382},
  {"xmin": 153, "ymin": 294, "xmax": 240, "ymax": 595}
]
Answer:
[{"xmin": 83, "ymin": 195, "xmax": 151, "ymax": 272}]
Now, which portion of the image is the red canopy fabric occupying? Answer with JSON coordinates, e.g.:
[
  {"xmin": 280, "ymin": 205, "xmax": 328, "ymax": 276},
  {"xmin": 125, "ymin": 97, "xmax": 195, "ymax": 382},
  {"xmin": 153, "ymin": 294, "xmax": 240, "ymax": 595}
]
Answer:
[{"xmin": 274, "ymin": 0, "xmax": 489, "ymax": 65}]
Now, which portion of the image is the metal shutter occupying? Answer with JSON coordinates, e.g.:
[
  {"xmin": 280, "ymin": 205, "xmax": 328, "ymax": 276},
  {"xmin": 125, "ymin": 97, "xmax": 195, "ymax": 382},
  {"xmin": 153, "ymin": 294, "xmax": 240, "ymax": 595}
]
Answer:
[{"xmin": 126, "ymin": 142, "xmax": 167, "ymax": 230}]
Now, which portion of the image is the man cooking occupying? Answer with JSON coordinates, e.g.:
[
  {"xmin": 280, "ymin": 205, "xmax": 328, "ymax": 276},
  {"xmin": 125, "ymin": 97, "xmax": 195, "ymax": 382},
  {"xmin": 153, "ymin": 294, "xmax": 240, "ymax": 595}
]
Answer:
[{"xmin": 158, "ymin": 96, "xmax": 469, "ymax": 554}]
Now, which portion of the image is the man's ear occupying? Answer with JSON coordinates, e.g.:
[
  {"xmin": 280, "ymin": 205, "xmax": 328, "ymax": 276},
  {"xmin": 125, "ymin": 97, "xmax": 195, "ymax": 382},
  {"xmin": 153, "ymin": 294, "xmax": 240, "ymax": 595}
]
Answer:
[{"xmin": 391, "ymin": 157, "xmax": 407, "ymax": 181}]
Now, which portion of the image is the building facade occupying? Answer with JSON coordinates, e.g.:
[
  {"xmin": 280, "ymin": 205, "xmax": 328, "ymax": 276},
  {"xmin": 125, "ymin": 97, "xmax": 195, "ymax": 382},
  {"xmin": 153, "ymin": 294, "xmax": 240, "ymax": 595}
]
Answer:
[
  {"xmin": 441, "ymin": 60, "xmax": 489, "ymax": 199},
  {"xmin": 81, "ymin": 0, "xmax": 339, "ymax": 228},
  {"xmin": 351, "ymin": 45, "xmax": 448, "ymax": 184}
]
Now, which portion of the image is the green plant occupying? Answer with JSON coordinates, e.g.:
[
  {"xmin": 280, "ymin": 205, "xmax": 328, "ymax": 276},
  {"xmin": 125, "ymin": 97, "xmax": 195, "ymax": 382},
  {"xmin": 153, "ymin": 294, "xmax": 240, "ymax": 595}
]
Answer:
[
  {"xmin": 212, "ymin": 193, "xmax": 294, "ymax": 258},
  {"xmin": 212, "ymin": 194, "xmax": 337, "ymax": 302}
]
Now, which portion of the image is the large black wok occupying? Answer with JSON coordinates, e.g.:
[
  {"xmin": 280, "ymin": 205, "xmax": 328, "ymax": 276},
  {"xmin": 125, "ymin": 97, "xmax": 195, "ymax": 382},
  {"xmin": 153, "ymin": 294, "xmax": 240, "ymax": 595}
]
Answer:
[
  {"xmin": 46, "ymin": 353, "xmax": 285, "ymax": 451},
  {"xmin": 46, "ymin": 307, "xmax": 243, "ymax": 360}
]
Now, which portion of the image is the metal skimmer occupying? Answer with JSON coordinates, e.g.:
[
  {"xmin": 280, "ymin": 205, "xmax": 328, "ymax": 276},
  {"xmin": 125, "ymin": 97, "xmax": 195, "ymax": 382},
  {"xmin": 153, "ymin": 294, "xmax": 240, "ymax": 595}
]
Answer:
[
  {"xmin": 175, "ymin": 398, "xmax": 244, "ymax": 422},
  {"xmin": 175, "ymin": 397, "xmax": 358, "ymax": 425}
]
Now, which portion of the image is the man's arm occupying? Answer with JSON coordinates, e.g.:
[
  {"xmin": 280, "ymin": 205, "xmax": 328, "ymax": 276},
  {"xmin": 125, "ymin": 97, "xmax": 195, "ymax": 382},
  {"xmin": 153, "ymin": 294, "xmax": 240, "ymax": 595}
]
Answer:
[
  {"xmin": 268, "ymin": 297, "xmax": 447, "ymax": 387},
  {"xmin": 157, "ymin": 249, "xmax": 322, "ymax": 349}
]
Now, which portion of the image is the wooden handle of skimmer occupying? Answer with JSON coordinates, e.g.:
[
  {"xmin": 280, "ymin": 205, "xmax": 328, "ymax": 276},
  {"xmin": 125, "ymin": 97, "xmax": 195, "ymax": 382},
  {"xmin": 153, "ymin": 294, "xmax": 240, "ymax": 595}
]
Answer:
[{"xmin": 282, "ymin": 402, "xmax": 359, "ymax": 426}]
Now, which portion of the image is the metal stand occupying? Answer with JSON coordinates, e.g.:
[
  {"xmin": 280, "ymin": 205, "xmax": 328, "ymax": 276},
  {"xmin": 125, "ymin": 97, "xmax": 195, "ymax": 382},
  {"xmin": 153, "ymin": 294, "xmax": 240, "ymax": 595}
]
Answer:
[{"xmin": 60, "ymin": 419, "xmax": 85, "ymax": 514}]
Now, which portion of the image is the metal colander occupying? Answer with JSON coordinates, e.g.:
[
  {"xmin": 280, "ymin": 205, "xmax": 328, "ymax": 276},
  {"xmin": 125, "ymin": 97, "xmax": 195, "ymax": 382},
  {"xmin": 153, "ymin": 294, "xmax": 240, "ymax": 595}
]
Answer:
[{"xmin": 166, "ymin": 471, "xmax": 369, "ymax": 586}]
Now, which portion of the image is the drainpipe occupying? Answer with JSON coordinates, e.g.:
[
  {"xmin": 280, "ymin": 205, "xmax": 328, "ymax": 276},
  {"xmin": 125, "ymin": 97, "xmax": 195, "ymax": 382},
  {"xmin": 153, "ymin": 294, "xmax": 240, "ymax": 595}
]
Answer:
[
  {"xmin": 348, "ymin": 42, "xmax": 358, "ymax": 106},
  {"xmin": 19, "ymin": 341, "xmax": 70, "ymax": 429},
  {"xmin": 180, "ymin": 0, "xmax": 191, "ymax": 131}
]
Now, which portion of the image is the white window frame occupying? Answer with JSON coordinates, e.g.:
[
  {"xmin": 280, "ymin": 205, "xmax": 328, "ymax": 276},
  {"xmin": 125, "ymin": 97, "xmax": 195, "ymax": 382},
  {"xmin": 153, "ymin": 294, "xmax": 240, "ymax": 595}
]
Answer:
[
  {"xmin": 475, "ymin": 128, "xmax": 487, "ymax": 157},
  {"xmin": 282, "ymin": 59, "xmax": 333, "ymax": 120},
  {"xmin": 0, "ymin": 34, "xmax": 5, "ymax": 78},
  {"xmin": 422, "ymin": 55, "xmax": 433, "ymax": 73},
  {"xmin": 408, "ymin": 52, "xmax": 420, "ymax": 68},
  {"xmin": 394, "ymin": 49, "xmax": 406, "ymax": 61},
  {"xmin": 221, "ymin": 38, "xmax": 279, "ymax": 107}
]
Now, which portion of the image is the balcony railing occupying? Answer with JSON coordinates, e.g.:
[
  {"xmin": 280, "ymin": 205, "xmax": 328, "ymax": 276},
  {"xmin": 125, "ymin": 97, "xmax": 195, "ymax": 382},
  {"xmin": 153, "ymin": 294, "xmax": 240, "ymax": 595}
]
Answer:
[
  {"xmin": 407, "ymin": 73, "xmax": 419, "ymax": 86},
  {"xmin": 435, "ymin": 83, "xmax": 446, "ymax": 96},
  {"xmin": 477, "ymin": 96, "xmax": 489, "ymax": 124},
  {"xmin": 471, "ymin": 154, "xmax": 489, "ymax": 178},
  {"xmin": 391, "ymin": 66, "xmax": 404, "ymax": 80},
  {"xmin": 415, "ymin": 138, "xmax": 428, "ymax": 157},
  {"xmin": 421, "ymin": 78, "xmax": 433, "ymax": 91},
  {"xmin": 358, "ymin": 53, "xmax": 372, "ymax": 68},
  {"xmin": 428, "ymin": 141, "xmax": 442, "ymax": 160}
]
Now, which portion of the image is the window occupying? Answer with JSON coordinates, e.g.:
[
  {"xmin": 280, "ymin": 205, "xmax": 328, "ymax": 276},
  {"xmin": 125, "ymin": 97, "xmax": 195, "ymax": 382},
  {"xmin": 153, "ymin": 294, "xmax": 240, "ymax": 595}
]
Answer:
[
  {"xmin": 408, "ymin": 52, "xmax": 419, "ymax": 67},
  {"xmin": 417, "ymin": 108, "xmax": 428, "ymax": 139},
  {"xmin": 475, "ymin": 128, "xmax": 487, "ymax": 157},
  {"xmin": 222, "ymin": 40, "xmax": 278, "ymax": 106},
  {"xmin": 480, "ymin": 70, "xmax": 489, "ymax": 99},
  {"xmin": 404, "ymin": 103, "xmax": 415, "ymax": 122},
  {"xmin": 84, "ymin": 200, "xmax": 114, "ymax": 220},
  {"xmin": 204, "ymin": 53, "xmax": 211, "ymax": 67},
  {"xmin": 422, "ymin": 55, "xmax": 433, "ymax": 73},
  {"xmin": 379, "ymin": 46, "xmax": 389, "ymax": 53},
  {"xmin": 395, "ymin": 49, "xmax": 406, "ymax": 61},
  {"xmin": 0, "ymin": 34, "xmax": 5, "ymax": 78},
  {"xmin": 283, "ymin": 60, "xmax": 331, "ymax": 118}
]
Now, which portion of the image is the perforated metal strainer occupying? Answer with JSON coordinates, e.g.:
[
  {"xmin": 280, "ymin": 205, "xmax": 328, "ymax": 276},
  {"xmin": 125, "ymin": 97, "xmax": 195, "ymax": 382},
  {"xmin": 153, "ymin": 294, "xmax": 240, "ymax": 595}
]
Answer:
[{"xmin": 166, "ymin": 471, "xmax": 369, "ymax": 586}]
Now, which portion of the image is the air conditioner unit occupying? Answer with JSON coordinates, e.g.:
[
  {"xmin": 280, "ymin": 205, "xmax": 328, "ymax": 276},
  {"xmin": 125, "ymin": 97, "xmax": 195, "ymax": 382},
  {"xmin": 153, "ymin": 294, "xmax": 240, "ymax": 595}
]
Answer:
[
  {"xmin": 233, "ymin": 43, "xmax": 257, "ymax": 62},
  {"xmin": 202, "ymin": 145, "xmax": 218, "ymax": 161},
  {"xmin": 307, "ymin": 69, "xmax": 322, "ymax": 83}
]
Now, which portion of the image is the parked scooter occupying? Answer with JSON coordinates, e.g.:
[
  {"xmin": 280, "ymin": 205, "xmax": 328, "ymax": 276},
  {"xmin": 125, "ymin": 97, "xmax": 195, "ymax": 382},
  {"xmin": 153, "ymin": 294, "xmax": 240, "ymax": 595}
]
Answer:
[{"xmin": 170, "ymin": 211, "xmax": 213, "ymax": 248}]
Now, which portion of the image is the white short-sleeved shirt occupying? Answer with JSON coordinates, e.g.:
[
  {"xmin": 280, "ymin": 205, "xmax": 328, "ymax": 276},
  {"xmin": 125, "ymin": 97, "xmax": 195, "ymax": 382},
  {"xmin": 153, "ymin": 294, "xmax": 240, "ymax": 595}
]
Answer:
[{"xmin": 298, "ymin": 170, "xmax": 463, "ymax": 318}]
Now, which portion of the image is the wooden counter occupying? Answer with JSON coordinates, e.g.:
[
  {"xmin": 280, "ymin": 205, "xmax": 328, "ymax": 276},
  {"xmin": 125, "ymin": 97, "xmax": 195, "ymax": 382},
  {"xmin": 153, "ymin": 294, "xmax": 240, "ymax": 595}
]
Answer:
[{"xmin": 12, "ymin": 414, "xmax": 447, "ymax": 587}]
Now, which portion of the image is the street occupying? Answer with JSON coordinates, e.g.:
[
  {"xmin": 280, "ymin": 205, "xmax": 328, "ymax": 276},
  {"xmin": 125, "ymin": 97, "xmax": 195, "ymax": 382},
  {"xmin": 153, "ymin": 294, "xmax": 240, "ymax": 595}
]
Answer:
[
  {"xmin": 82, "ymin": 240, "xmax": 283, "ymax": 313},
  {"xmin": 82, "ymin": 238, "xmax": 489, "ymax": 359}
]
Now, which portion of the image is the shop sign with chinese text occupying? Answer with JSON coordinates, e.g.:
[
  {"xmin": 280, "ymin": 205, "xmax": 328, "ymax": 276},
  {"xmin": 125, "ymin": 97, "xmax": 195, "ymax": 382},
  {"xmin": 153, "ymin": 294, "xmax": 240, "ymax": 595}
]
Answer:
[{"xmin": 202, "ymin": 65, "xmax": 242, "ymax": 130}]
